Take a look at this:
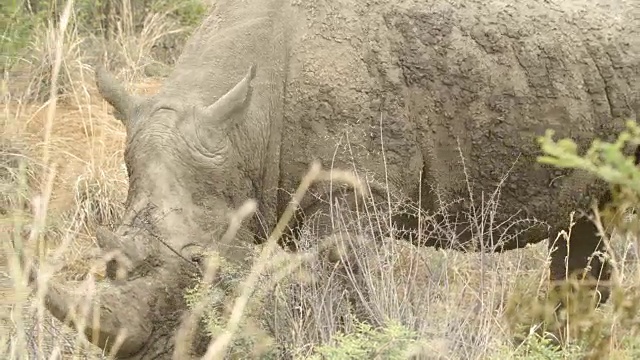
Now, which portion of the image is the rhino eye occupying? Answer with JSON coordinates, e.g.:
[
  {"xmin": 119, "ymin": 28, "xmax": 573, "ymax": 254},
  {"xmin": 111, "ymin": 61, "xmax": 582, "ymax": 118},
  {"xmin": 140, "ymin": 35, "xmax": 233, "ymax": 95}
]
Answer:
[{"xmin": 191, "ymin": 254, "xmax": 203, "ymax": 265}]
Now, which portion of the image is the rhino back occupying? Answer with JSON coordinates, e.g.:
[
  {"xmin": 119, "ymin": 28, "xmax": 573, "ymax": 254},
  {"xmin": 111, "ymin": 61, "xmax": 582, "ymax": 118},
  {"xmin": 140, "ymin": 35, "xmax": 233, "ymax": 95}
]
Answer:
[{"xmin": 281, "ymin": 0, "xmax": 640, "ymax": 241}]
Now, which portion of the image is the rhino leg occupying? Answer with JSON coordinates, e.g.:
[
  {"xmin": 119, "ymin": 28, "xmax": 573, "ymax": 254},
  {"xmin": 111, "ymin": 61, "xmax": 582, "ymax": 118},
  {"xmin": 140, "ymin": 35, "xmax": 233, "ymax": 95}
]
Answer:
[{"xmin": 548, "ymin": 217, "xmax": 613, "ymax": 305}]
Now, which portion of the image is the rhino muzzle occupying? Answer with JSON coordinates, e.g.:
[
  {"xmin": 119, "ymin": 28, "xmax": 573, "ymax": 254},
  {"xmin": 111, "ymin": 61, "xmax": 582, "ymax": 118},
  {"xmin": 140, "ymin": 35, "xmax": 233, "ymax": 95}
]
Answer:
[
  {"xmin": 28, "ymin": 261, "xmax": 156, "ymax": 357},
  {"xmin": 27, "ymin": 226, "xmax": 200, "ymax": 359}
]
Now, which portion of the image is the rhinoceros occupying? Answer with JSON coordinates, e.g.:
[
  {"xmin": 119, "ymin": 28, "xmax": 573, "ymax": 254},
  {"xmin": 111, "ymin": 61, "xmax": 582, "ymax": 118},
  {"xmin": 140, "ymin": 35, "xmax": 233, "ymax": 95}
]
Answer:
[{"xmin": 27, "ymin": 0, "xmax": 640, "ymax": 358}]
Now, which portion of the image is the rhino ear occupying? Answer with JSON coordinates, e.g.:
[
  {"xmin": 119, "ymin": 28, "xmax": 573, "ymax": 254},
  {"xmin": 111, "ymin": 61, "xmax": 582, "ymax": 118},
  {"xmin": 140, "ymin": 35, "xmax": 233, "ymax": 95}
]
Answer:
[
  {"xmin": 201, "ymin": 64, "xmax": 257, "ymax": 126},
  {"xmin": 95, "ymin": 64, "xmax": 142, "ymax": 126}
]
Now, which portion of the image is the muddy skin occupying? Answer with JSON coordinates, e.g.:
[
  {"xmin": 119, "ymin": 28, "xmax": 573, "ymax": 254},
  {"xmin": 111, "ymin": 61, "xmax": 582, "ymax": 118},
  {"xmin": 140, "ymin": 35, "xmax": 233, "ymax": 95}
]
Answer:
[{"xmin": 26, "ymin": 0, "xmax": 640, "ymax": 358}]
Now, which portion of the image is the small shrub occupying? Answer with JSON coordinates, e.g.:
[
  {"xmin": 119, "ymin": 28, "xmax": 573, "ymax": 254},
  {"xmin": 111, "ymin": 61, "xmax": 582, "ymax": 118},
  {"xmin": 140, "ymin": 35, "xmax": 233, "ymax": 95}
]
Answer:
[
  {"xmin": 149, "ymin": 0, "xmax": 207, "ymax": 28},
  {"xmin": 184, "ymin": 249, "xmax": 280, "ymax": 359},
  {"xmin": 492, "ymin": 332, "xmax": 585, "ymax": 360},
  {"xmin": 0, "ymin": 1, "xmax": 47, "ymax": 70},
  {"xmin": 538, "ymin": 119, "xmax": 640, "ymax": 231},
  {"xmin": 532, "ymin": 119, "xmax": 640, "ymax": 357},
  {"xmin": 307, "ymin": 318, "xmax": 419, "ymax": 359}
]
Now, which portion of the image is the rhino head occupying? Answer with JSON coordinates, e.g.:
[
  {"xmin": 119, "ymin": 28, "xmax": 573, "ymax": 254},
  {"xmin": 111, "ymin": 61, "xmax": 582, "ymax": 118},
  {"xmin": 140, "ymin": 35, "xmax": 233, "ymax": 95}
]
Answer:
[{"xmin": 28, "ymin": 64, "xmax": 260, "ymax": 358}]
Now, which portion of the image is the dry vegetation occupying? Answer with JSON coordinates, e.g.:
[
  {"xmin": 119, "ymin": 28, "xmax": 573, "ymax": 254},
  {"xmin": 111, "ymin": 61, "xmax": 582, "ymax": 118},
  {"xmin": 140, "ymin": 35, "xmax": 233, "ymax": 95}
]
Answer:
[{"xmin": 2, "ymin": 1, "xmax": 640, "ymax": 359}]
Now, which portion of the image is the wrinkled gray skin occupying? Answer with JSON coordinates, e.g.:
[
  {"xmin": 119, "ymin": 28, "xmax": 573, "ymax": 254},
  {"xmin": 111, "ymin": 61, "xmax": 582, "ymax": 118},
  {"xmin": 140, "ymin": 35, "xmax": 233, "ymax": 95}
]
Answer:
[{"xmin": 28, "ymin": 0, "xmax": 640, "ymax": 358}]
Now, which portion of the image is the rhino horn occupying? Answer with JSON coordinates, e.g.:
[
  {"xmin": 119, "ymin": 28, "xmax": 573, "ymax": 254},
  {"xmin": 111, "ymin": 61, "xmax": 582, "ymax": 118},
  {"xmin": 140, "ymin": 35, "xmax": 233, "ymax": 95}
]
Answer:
[
  {"xmin": 201, "ymin": 64, "xmax": 257, "ymax": 125},
  {"xmin": 30, "ymin": 264, "xmax": 153, "ymax": 357},
  {"xmin": 95, "ymin": 64, "xmax": 142, "ymax": 126}
]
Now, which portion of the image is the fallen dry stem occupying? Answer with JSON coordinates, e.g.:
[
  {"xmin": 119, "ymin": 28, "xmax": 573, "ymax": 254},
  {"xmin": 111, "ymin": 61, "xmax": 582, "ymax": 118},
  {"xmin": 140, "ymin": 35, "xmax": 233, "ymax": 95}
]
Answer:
[
  {"xmin": 31, "ymin": 163, "xmax": 59, "ymax": 357},
  {"xmin": 40, "ymin": 0, "xmax": 74, "ymax": 185},
  {"xmin": 589, "ymin": 205, "xmax": 622, "ymax": 286}
]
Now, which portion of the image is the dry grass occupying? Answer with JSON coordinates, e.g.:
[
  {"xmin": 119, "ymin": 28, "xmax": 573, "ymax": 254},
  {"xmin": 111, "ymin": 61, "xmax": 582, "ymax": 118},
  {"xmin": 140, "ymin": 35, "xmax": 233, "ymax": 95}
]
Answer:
[
  {"xmin": 0, "ymin": 1, "xmax": 177, "ymax": 357},
  {"xmin": 2, "ymin": 1, "xmax": 640, "ymax": 359}
]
